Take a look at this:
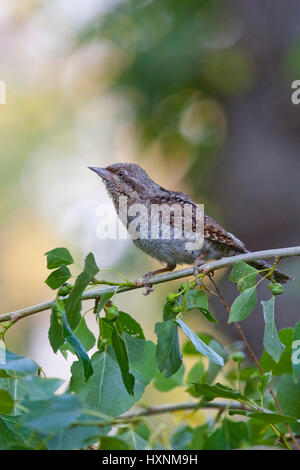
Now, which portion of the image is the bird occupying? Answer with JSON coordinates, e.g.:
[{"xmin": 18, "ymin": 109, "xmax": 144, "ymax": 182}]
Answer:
[{"xmin": 89, "ymin": 163, "xmax": 291, "ymax": 294}]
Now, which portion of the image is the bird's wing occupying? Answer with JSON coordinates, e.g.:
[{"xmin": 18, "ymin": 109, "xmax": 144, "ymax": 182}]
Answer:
[
  {"xmin": 149, "ymin": 191, "xmax": 246, "ymax": 253},
  {"xmin": 203, "ymin": 214, "xmax": 246, "ymax": 253}
]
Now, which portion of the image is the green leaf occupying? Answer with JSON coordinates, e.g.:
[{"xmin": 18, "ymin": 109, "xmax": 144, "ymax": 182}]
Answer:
[
  {"xmin": 222, "ymin": 419, "xmax": 249, "ymax": 450},
  {"xmin": 155, "ymin": 321, "xmax": 182, "ymax": 378},
  {"xmin": 48, "ymin": 304, "xmax": 64, "ymax": 353},
  {"xmin": 0, "ymin": 371, "xmax": 10, "ymax": 378},
  {"xmin": 95, "ymin": 291, "xmax": 114, "ymax": 318},
  {"xmin": 201, "ymin": 340, "xmax": 229, "ymax": 384},
  {"xmin": 62, "ymin": 311, "xmax": 93, "ymax": 381},
  {"xmin": 22, "ymin": 394, "xmax": 82, "ymax": 434},
  {"xmin": 184, "ymin": 290, "xmax": 208, "ymax": 311},
  {"xmin": 228, "ymin": 286, "xmax": 257, "ymax": 323},
  {"xmin": 190, "ymin": 424, "xmax": 211, "ymax": 450},
  {"xmin": 74, "ymin": 317, "xmax": 96, "ymax": 352},
  {"xmin": 45, "ymin": 265, "xmax": 71, "ymax": 290},
  {"xmin": 124, "ymin": 334, "xmax": 156, "ymax": 384},
  {"xmin": 243, "ymin": 375, "xmax": 262, "ymax": 401},
  {"xmin": 117, "ymin": 311, "xmax": 145, "ymax": 339},
  {"xmin": 182, "ymin": 334, "xmax": 228, "ymax": 383},
  {"xmin": 111, "ymin": 325, "xmax": 135, "ymax": 395},
  {"xmin": 0, "ymin": 415, "xmax": 43, "ymax": 450},
  {"xmin": 203, "ymin": 419, "xmax": 249, "ymax": 450},
  {"xmin": 227, "ymin": 366, "xmax": 258, "ymax": 382},
  {"xmin": 189, "ymin": 382, "xmax": 249, "ymax": 403},
  {"xmin": 66, "ymin": 252, "xmax": 99, "ymax": 330},
  {"xmin": 230, "ymin": 261, "xmax": 258, "ymax": 292},
  {"xmin": 277, "ymin": 374, "xmax": 300, "ymax": 420},
  {"xmin": 153, "ymin": 364, "xmax": 185, "ymax": 392},
  {"xmin": 260, "ymin": 328, "xmax": 293, "ymax": 375},
  {"xmin": 202, "ymin": 424, "xmax": 229, "ymax": 450},
  {"xmin": 0, "ymin": 376, "xmax": 62, "ymax": 411},
  {"xmin": 0, "ymin": 350, "xmax": 38, "ymax": 374},
  {"xmin": 133, "ymin": 422, "xmax": 151, "ymax": 442},
  {"xmin": 121, "ymin": 429, "xmax": 148, "ymax": 450},
  {"xmin": 246, "ymin": 418, "xmax": 271, "ymax": 447},
  {"xmin": 173, "ymin": 424, "xmax": 206, "ymax": 450},
  {"xmin": 163, "ymin": 300, "xmax": 177, "ymax": 321},
  {"xmin": 183, "ymin": 290, "xmax": 217, "ymax": 323},
  {"xmin": 198, "ymin": 308, "xmax": 218, "ymax": 323},
  {"xmin": 182, "ymin": 333, "xmax": 213, "ymax": 355},
  {"xmin": 0, "ymin": 417, "xmax": 23, "ymax": 449},
  {"xmin": 59, "ymin": 343, "xmax": 73, "ymax": 360},
  {"xmin": 99, "ymin": 436, "xmax": 130, "ymax": 450},
  {"xmin": 228, "ymin": 410, "xmax": 298, "ymax": 425},
  {"xmin": 292, "ymin": 322, "xmax": 300, "ymax": 382},
  {"xmin": 171, "ymin": 425, "xmax": 194, "ymax": 450},
  {"xmin": 46, "ymin": 414, "xmax": 107, "ymax": 450},
  {"xmin": 186, "ymin": 360, "xmax": 205, "ymax": 384},
  {"xmin": 0, "ymin": 377, "xmax": 27, "ymax": 406},
  {"xmin": 23, "ymin": 376, "xmax": 63, "ymax": 401},
  {"xmin": 0, "ymin": 376, "xmax": 62, "ymax": 406},
  {"xmin": 257, "ymin": 372, "xmax": 272, "ymax": 397},
  {"xmin": 261, "ymin": 297, "xmax": 285, "ymax": 363},
  {"xmin": 176, "ymin": 319, "xmax": 224, "ymax": 366},
  {"xmin": 45, "ymin": 247, "xmax": 74, "ymax": 269},
  {"xmin": 0, "ymin": 389, "xmax": 14, "ymax": 415},
  {"xmin": 70, "ymin": 335, "xmax": 156, "ymax": 416},
  {"xmin": 99, "ymin": 318, "xmax": 114, "ymax": 345}
]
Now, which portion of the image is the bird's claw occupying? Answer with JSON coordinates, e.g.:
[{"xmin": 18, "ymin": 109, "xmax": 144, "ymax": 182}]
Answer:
[
  {"xmin": 134, "ymin": 273, "xmax": 154, "ymax": 295},
  {"xmin": 193, "ymin": 259, "xmax": 205, "ymax": 285},
  {"xmin": 142, "ymin": 272, "xmax": 154, "ymax": 295}
]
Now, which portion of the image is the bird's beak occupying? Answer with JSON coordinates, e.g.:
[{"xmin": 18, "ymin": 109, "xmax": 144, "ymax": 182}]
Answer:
[{"xmin": 88, "ymin": 167, "xmax": 109, "ymax": 180}]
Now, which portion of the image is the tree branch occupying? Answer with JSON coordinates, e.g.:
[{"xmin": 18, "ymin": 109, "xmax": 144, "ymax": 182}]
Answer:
[
  {"xmin": 121, "ymin": 400, "xmax": 248, "ymax": 418},
  {"xmin": 72, "ymin": 401, "xmax": 249, "ymax": 428},
  {"xmin": 1, "ymin": 246, "xmax": 299, "ymax": 323}
]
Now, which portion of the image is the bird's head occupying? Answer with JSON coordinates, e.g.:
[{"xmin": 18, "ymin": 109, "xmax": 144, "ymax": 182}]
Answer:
[{"xmin": 88, "ymin": 163, "xmax": 159, "ymax": 201}]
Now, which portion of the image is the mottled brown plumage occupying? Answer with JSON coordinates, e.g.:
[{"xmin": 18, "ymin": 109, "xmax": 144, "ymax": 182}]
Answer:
[{"xmin": 89, "ymin": 163, "xmax": 290, "ymax": 291}]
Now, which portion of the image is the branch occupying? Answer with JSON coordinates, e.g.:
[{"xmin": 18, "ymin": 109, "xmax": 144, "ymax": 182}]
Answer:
[
  {"xmin": 72, "ymin": 401, "xmax": 249, "ymax": 428},
  {"xmin": 1, "ymin": 246, "xmax": 299, "ymax": 323},
  {"xmin": 121, "ymin": 400, "xmax": 248, "ymax": 418}
]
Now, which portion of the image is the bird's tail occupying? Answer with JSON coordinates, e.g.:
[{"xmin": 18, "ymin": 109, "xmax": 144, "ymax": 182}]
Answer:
[{"xmin": 249, "ymin": 259, "xmax": 292, "ymax": 284}]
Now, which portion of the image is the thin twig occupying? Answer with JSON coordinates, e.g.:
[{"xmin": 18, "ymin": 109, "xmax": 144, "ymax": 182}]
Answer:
[
  {"xmin": 206, "ymin": 273, "xmax": 300, "ymax": 451},
  {"xmin": 121, "ymin": 400, "xmax": 247, "ymax": 418},
  {"xmin": 1, "ymin": 246, "xmax": 299, "ymax": 323},
  {"xmin": 71, "ymin": 401, "xmax": 250, "ymax": 428}
]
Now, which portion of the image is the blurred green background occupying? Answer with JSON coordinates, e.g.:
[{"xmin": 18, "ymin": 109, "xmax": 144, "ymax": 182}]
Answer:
[{"xmin": 1, "ymin": 0, "xmax": 300, "ymax": 424}]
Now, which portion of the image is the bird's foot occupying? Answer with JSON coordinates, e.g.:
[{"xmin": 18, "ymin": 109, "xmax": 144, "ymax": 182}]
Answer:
[
  {"xmin": 193, "ymin": 258, "xmax": 205, "ymax": 285},
  {"xmin": 193, "ymin": 257, "xmax": 213, "ymax": 285},
  {"xmin": 134, "ymin": 272, "xmax": 154, "ymax": 296},
  {"xmin": 134, "ymin": 264, "xmax": 176, "ymax": 296}
]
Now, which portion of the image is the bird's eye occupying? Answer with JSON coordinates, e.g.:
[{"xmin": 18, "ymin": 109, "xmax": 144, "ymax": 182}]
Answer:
[{"xmin": 118, "ymin": 170, "xmax": 124, "ymax": 177}]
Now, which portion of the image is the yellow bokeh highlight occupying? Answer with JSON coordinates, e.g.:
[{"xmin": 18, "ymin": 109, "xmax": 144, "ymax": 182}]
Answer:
[{"xmin": 172, "ymin": 408, "xmax": 206, "ymax": 428}]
